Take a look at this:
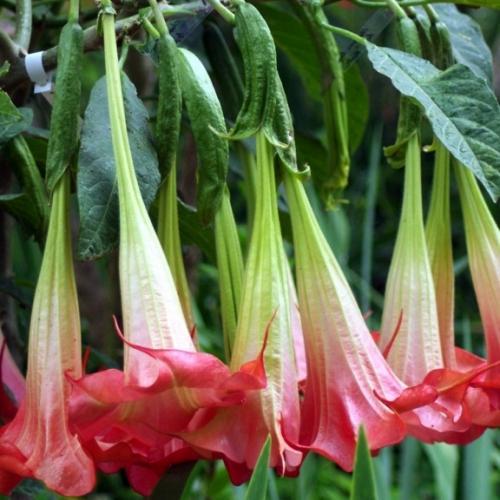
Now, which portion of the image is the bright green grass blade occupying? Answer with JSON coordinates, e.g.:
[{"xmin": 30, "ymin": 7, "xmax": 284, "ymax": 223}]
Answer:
[
  {"xmin": 351, "ymin": 427, "xmax": 378, "ymax": 500},
  {"xmin": 245, "ymin": 437, "xmax": 271, "ymax": 500}
]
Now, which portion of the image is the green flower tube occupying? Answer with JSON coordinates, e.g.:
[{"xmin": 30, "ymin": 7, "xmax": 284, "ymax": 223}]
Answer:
[{"xmin": 425, "ymin": 141, "xmax": 455, "ymax": 368}]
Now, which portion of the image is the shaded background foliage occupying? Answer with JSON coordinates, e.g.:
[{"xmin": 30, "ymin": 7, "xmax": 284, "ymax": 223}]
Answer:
[{"xmin": 0, "ymin": 0, "xmax": 499, "ymax": 498}]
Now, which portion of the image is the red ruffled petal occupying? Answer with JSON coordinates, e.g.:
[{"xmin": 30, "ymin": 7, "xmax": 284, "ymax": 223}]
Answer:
[{"xmin": 69, "ymin": 337, "xmax": 267, "ymax": 492}]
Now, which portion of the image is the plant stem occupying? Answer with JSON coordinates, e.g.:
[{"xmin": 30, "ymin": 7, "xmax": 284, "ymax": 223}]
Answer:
[
  {"xmin": 351, "ymin": 0, "xmax": 433, "ymax": 7},
  {"xmin": 0, "ymin": 0, "xmax": 206, "ymax": 90},
  {"xmin": 142, "ymin": 16, "xmax": 160, "ymax": 39},
  {"xmin": 14, "ymin": 0, "xmax": 32, "ymax": 50},
  {"xmin": 149, "ymin": 0, "xmax": 169, "ymax": 35},
  {"xmin": 101, "ymin": 0, "xmax": 140, "ymax": 201},
  {"xmin": 206, "ymin": 0, "xmax": 235, "ymax": 24},
  {"xmin": 385, "ymin": 0, "xmax": 407, "ymax": 19},
  {"xmin": 320, "ymin": 23, "xmax": 366, "ymax": 46},
  {"xmin": 68, "ymin": 0, "xmax": 79, "ymax": 23}
]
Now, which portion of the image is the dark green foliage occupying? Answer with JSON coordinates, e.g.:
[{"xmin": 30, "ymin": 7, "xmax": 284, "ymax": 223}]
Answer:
[{"xmin": 77, "ymin": 74, "xmax": 160, "ymax": 259}]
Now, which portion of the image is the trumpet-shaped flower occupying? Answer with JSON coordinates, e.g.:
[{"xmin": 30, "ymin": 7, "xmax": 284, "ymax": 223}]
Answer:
[
  {"xmin": 179, "ymin": 133, "xmax": 303, "ymax": 484},
  {"xmin": 379, "ymin": 133, "xmax": 444, "ymax": 384},
  {"xmin": 69, "ymin": 13, "xmax": 263, "ymax": 495},
  {"xmin": 284, "ymin": 172, "xmax": 406, "ymax": 470},
  {"xmin": 456, "ymin": 164, "xmax": 500, "ymax": 364},
  {"xmin": 0, "ymin": 175, "xmax": 95, "ymax": 496}
]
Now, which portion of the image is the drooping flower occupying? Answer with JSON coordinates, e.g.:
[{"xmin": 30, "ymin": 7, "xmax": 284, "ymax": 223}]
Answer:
[
  {"xmin": 0, "ymin": 175, "xmax": 96, "ymax": 496},
  {"xmin": 455, "ymin": 163, "xmax": 500, "ymax": 364},
  {"xmin": 283, "ymin": 171, "xmax": 406, "ymax": 471},
  {"xmin": 453, "ymin": 163, "xmax": 500, "ymax": 425},
  {"xmin": 179, "ymin": 133, "xmax": 303, "ymax": 484},
  {"xmin": 379, "ymin": 133, "xmax": 444, "ymax": 384},
  {"xmin": 69, "ymin": 9, "xmax": 263, "ymax": 495},
  {"xmin": 376, "ymin": 139, "xmax": 490, "ymax": 442}
]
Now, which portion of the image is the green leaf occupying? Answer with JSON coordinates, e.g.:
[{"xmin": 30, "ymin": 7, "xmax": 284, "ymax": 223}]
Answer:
[
  {"xmin": 366, "ymin": 44, "xmax": 500, "ymax": 201},
  {"xmin": 0, "ymin": 62, "xmax": 10, "ymax": 77},
  {"xmin": 350, "ymin": 427, "xmax": 378, "ymax": 500},
  {"xmin": 178, "ymin": 201, "xmax": 216, "ymax": 263},
  {"xmin": 177, "ymin": 48, "xmax": 229, "ymax": 224},
  {"xmin": 448, "ymin": 0, "xmax": 500, "ymax": 7},
  {"xmin": 345, "ymin": 64, "xmax": 369, "ymax": 154},
  {"xmin": 423, "ymin": 443, "xmax": 459, "ymax": 500},
  {"xmin": 77, "ymin": 74, "xmax": 160, "ymax": 260},
  {"xmin": 257, "ymin": 3, "xmax": 321, "ymax": 99},
  {"xmin": 203, "ymin": 22, "xmax": 244, "ymax": 123},
  {"xmin": 434, "ymin": 4, "xmax": 493, "ymax": 85},
  {"xmin": 245, "ymin": 437, "xmax": 271, "ymax": 500},
  {"xmin": 462, "ymin": 430, "xmax": 493, "ymax": 500},
  {"xmin": 0, "ymin": 91, "xmax": 32, "ymax": 146},
  {"xmin": 0, "ymin": 193, "xmax": 43, "ymax": 238}
]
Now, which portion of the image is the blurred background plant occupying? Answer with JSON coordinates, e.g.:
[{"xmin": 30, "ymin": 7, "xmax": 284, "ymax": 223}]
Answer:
[{"xmin": 0, "ymin": 0, "xmax": 499, "ymax": 498}]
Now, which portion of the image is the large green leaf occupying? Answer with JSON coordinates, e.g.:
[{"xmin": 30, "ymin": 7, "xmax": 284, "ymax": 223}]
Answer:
[
  {"xmin": 350, "ymin": 427, "xmax": 378, "ymax": 500},
  {"xmin": 0, "ymin": 193, "xmax": 43, "ymax": 239},
  {"xmin": 0, "ymin": 91, "xmax": 32, "ymax": 146},
  {"xmin": 77, "ymin": 74, "xmax": 160, "ymax": 260},
  {"xmin": 434, "ymin": 4, "xmax": 493, "ymax": 85},
  {"xmin": 366, "ymin": 44, "xmax": 500, "ymax": 201},
  {"xmin": 245, "ymin": 436, "xmax": 271, "ymax": 500}
]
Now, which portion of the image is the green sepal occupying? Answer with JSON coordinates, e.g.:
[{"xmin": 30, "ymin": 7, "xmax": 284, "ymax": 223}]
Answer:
[
  {"xmin": 177, "ymin": 48, "xmax": 229, "ymax": 225},
  {"xmin": 45, "ymin": 21, "xmax": 84, "ymax": 192},
  {"xmin": 263, "ymin": 77, "xmax": 310, "ymax": 179},
  {"xmin": 223, "ymin": 2, "xmax": 277, "ymax": 140},
  {"xmin": 155, "ymin": 33, "xmax": 182, "ymax": 179},
  {"xmin": 385, "ymin": 18, "xmax": 422, "ymax": 168},
  {"xmin": 431, "ymin": 21, "xmax": 453, "ymax": 70}
]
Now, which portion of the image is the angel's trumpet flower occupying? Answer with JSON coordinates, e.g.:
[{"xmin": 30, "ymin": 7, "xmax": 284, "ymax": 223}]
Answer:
[
  {"xmin": 180, "ymin": 134, "xmax": 303, "ymax": 484},
  {"xmin": 69, "ymin": 7, "xmax": 262, "ymax": 495},
  {"xmin": 379, "ymin": 133, "xmax": 444, "ymax": 384},
  {"xmin": 0, "ymin": 175, "xmax": 95, "ymax": 496},
  {"xmin": 284, "ymin": 172, "xmax": 406, "ymax": 471},
  {"xmin": 456, "ymin": 164, "xmax": 500, "ymax": 364}
]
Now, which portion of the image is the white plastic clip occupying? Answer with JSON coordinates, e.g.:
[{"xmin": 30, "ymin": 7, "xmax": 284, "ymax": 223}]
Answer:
[{"xmin": 24, "ymin": 52, "xmax": 53, "ymax": 94}]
